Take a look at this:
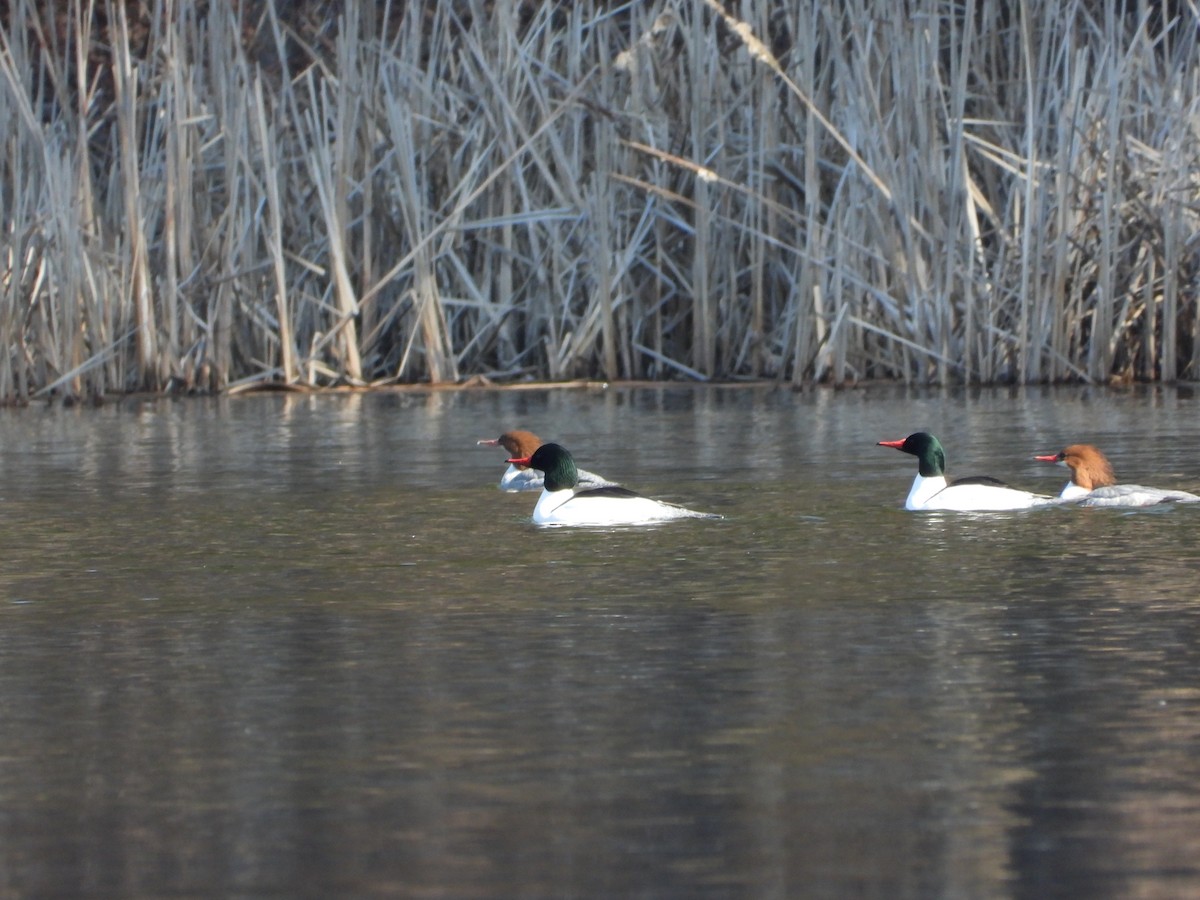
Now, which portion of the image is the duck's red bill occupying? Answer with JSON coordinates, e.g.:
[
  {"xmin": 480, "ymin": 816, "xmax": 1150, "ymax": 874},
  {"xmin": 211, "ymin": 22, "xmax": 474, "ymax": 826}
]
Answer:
[
  {"xmin": 1033, "ymin": 454, "xmax": 1058, "ymax": 462},
  {"xmin": 877, "ymin": 439, "xmax": 905, "ymax": 449},
  {"xmin": 507, "ymin": 455, "xmax": 533, "ymax": 466}
]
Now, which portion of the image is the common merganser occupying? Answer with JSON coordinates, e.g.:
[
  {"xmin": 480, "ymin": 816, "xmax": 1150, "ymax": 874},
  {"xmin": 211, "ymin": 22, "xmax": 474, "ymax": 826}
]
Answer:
[
  {"xmin": 878, "ymin": 432, "xmax": 1057, "ymax": 511},
  {"xmin": 477, "ymin": 430, "xmax": 614, "ymax": 492},
  {"xmin": 506, "ymin": 443, "xmax": 720, "ymax": 526},
  {"xmin": 1034, "ymin": 444, "xmax": 1200, "ymax": 507}
]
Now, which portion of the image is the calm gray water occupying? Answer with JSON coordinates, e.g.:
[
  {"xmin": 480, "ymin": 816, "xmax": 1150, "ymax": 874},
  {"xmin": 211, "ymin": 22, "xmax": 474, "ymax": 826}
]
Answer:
[{"xmin": 1, "ymin": 384, "xmax": 1199, "ymax": 898}]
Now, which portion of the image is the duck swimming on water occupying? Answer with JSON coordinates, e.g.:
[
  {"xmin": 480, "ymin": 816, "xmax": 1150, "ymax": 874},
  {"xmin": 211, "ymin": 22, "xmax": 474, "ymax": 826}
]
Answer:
[
  {"xmin": 507, "ymin": 443, "xmax": 720, "ymax": 526},
  {"xmin": 878, "ymin": 432, "xmax": 1057, "ymax": 511},
  {"xmin": 477, "ymin": 430, "xmax": 614, "ymax": 492},
  {"xmin": 1034, "ymin": 443, "xmax": 1200, "ymax": 507}
]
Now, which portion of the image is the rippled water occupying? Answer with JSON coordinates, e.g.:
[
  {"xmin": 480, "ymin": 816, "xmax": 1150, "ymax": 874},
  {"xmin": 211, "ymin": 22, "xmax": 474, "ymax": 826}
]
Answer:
[{"xmin": 1, "ymin": 384, "xmax": 1199, "ymax": 897}]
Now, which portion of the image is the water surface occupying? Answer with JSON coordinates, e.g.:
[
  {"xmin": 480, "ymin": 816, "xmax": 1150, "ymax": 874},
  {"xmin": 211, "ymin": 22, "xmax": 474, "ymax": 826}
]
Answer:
[{"xmin": 1, "ymin": 384, "xmax": 1199, "ymax": 898}]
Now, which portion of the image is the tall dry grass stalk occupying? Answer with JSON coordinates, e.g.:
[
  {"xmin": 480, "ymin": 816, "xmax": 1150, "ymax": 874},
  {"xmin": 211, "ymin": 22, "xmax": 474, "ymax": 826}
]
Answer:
[{"xmin": 2, "ymin": 0, "xmax": 1200, "ymax": 401}]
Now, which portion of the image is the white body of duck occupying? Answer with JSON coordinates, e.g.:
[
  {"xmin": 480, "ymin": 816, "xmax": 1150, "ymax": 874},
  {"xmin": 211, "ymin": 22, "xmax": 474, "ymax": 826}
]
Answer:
[
  {"xmin": 509, "ymin": 443, "xmax": 720, "ymax": 526},
  {"xmin": 478, "ymin": 430, "xmax": 613, "ymax": 492},
  {"xmin": 879, "ymin": 432, "xmax": 1057, "ymax": 511},
  {"xmin": 1035, "ymin": 444, "xmax": 1200, "ymax": 507}
]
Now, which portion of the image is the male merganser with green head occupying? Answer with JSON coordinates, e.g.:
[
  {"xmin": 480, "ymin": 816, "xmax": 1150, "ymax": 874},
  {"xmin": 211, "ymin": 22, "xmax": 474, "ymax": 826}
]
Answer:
[
  {"xmin": 878, "ymin": 432, "xmax": 1056, "ymax": 511},
  {"xmin": 478, "ymin": 430, "xmax": 614, "ymax": 492},
  {"xmin": 507, "ymin": 443, "xmax": 720, "ymax": 526},
  {"xmin": 1034, "ymin": 443, "xmax": 1200, "ymax": 507}
]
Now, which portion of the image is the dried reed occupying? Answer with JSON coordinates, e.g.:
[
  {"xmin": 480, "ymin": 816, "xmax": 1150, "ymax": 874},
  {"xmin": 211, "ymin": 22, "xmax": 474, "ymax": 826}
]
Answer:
[{"xmin": 1, "ymin": 0, "xmax": 1199, "ymax": 402}]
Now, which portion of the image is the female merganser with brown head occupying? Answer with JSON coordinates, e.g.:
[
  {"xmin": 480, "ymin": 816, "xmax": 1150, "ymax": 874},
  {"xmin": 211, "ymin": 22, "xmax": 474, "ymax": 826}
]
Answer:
[
  {"xmin": 878, "ymin": 432, "xmax": 1057, "ymax": 511},
  {"xmin": 477, "ymin": 430, "xmax": 614, "ymax": 492},
  {"xmin": 507, "ymin": 443, "xmax": 720, "ymax": 526},
  {"xmin": 1034, "ymin": 444, "xmax": 1200, "ymax": 507}
]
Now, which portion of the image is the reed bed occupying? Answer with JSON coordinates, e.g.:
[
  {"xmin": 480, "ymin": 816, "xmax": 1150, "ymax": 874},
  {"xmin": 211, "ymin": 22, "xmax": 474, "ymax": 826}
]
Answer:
[{"xmin": 2, "ymin": 0, "xmax": 1200, "ymax": 400}]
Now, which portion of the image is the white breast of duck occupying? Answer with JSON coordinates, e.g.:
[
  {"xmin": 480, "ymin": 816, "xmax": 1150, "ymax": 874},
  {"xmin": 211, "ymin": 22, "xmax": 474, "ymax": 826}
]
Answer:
[
  {"xmin": 532, "ymin": 485, "xmax": 715, "ymax": 526},
  {"xmin": 908, "ymin": 474, "xmax": 1054, "ymax": 512}
]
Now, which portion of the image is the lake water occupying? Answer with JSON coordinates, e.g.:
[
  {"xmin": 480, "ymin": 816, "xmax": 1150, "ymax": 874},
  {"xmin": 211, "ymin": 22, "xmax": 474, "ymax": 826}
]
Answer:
[{"xmin": 1, "ymin": 384, "xmax": 1199, "ymax": 898}]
